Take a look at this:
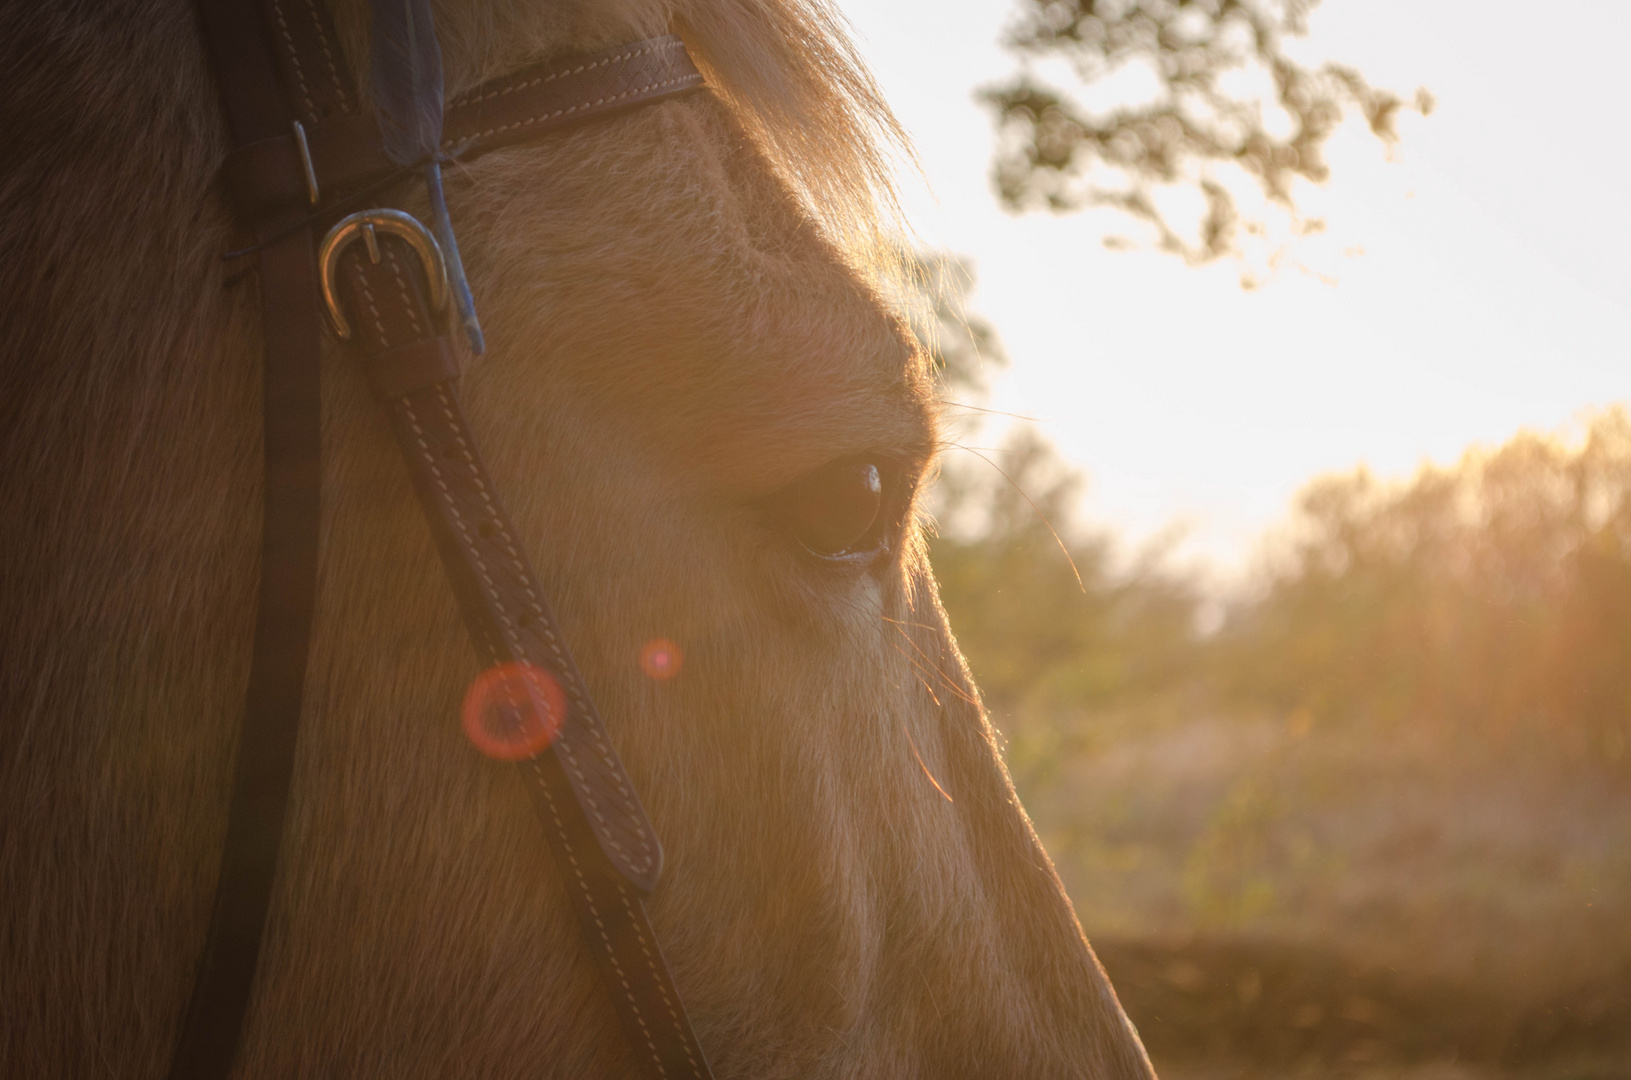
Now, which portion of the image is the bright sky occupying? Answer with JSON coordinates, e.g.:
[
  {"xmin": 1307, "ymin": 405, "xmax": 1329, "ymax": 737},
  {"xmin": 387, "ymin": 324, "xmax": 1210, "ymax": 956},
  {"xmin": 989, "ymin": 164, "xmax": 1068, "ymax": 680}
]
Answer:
[{"xmin": 836, "ymin": 0, "xmax": 1630, "ymax": 579}]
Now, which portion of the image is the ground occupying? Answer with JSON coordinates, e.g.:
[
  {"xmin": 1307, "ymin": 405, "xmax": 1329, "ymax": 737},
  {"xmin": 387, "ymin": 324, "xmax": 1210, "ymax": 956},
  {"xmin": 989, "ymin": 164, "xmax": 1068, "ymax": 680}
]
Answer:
[{"xmin": 1003, "ymin": 710, "xmax": 1631, "ymax": 1079}]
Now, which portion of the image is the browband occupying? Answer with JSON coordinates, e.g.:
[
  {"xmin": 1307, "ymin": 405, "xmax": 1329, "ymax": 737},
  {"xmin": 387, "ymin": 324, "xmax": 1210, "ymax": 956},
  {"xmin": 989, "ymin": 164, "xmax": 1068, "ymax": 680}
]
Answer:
[{"xmin": 222, "ymin": 35, "xmax": 703, "ymax": 224}]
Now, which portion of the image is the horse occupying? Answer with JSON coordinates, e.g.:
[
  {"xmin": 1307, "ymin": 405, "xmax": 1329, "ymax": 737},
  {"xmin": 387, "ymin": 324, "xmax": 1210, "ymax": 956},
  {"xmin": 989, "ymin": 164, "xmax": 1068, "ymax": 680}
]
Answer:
[{"xmin": 0, "ymin": 0, "xmax": 1156, "ymax": 1074}]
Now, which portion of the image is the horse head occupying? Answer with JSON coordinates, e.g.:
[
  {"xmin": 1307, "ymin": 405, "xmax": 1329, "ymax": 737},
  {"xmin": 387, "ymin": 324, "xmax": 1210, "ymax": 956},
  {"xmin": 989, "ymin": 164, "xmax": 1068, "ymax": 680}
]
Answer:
[{"xmin": 0, "ymin": 0, "xmax": 1155, "ymax": 1074}]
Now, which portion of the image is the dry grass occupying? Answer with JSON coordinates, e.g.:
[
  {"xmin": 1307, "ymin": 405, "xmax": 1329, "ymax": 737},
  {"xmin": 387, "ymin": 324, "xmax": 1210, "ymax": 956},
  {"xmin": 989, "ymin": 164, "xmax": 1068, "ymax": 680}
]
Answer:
[{"xmin": 1009, "ymin": 708, "xmax": 1631, "ymax": 1077}]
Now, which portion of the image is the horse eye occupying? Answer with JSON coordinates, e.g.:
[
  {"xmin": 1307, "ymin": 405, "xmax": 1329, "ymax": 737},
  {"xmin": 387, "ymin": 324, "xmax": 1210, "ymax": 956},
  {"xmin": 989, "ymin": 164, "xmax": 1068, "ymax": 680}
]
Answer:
[{"xmin": 770, "ymin": 458, "xmax": 886, "ymax": 557}]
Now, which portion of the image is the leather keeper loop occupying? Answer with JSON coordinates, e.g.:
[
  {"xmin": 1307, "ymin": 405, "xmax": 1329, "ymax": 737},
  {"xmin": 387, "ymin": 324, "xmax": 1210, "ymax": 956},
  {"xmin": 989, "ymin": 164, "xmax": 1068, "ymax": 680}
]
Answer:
[
  {"xmin": 363, "ymin": 337, "xmax": 461, "ymax": 401},
  {"xmin": 221, "ymin": 136, "xmax": 302, "ymax": 218},
  {"xmin": 221, "ymin": 115, "xmax": 379, "ymax": 220}
]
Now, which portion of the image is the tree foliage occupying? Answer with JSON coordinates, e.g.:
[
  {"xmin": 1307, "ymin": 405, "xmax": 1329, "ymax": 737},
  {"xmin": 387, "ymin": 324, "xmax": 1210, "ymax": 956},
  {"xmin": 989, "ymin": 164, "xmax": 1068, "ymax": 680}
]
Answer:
[
  {"xmin": 911, "ymin": 255, "xmax": 1199, "ymax": 732},
  {"xmin": 928, "ymin": 426, "xmax": 1203, "ymax": 788},
  {"xmin": 927, "ymin": 416, "xmax": 1201, "ymax": 716},
  {"xmin": 982, "ymin": 0, "xmax": 1429, "ymax": 264},
  {"xmin": 1216, "ymin": 410, "xmax": 1631, "ymax": 774},
  {"xmin": 912, "ymin": 261, "xmax": 1631, "ymax": 782}
]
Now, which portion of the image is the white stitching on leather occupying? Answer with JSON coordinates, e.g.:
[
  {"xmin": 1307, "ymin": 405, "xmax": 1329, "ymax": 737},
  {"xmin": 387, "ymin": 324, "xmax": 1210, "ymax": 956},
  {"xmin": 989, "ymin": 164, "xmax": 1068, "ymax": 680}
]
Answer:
[
  {"xmin": 446, "ymin": 76, "xmax": 702, "ymax": 147},
  {"xmin": 383, "ymin": 249, "xmax": 425, "ymax": 338},
  {"xmin": 349, "ymin": 260, "xmax": 389, "ymax": 347},
  {"xmin": 267, "ymin": 0, "xmax": 314, "ymax": 118},
  {"xmin": 427, "ymin": 385, "xmax": 654, "ymax": 874},
  {"xmin": 619, "ymin": 885, "xmax": 703, "ymax": 1078},
  {"xmin": 449, "ymin": 40, "xmax": 681, "ymax": 108},
  {"xmin": 303, "ymin": 0, "xmax": 345, "ymax": 103},
  {"xmin": 533, "ymin": 763, "xmax": 669, "ymax": 1076}
]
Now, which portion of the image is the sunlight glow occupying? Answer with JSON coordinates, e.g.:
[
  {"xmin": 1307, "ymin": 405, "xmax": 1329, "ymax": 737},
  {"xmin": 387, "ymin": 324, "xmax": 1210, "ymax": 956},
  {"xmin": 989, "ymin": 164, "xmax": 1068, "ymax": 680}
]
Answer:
[{"xmin": 840, "ymin": 0, "xmax": 1631, "ymax": 578}]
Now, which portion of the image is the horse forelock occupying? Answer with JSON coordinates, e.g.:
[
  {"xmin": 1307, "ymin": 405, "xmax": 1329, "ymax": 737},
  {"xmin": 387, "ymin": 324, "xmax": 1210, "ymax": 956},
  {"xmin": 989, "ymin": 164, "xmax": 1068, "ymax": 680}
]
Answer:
[{"xmin": 0, "ymin": 0, "xmax": 1153, "ymax": 1076}]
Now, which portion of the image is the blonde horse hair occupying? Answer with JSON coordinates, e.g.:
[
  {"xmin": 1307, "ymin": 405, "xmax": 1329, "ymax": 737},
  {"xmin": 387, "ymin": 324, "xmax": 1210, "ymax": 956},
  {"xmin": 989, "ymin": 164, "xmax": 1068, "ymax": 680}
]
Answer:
[{"xmin": 0, "ymin": 0, "xmax": 1153, "ymax": 1075}]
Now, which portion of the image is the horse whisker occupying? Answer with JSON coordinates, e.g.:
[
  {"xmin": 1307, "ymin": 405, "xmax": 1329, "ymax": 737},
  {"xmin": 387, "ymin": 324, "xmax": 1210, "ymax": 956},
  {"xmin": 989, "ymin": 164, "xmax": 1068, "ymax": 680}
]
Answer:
[
  {"xmin": 902, "ymin": 718, "xmax": 953, "ymax": 803},
  {"xmin": 947, "ymin": 442, "xmax": 1086, "ymax": 593}
]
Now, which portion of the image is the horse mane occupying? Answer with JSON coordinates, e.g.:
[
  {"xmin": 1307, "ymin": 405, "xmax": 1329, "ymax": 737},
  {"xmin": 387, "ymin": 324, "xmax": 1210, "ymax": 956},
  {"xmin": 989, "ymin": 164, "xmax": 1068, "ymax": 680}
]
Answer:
[{"xmin": 670, "ymin": 0, "xmax": 910, "ymax": 248}]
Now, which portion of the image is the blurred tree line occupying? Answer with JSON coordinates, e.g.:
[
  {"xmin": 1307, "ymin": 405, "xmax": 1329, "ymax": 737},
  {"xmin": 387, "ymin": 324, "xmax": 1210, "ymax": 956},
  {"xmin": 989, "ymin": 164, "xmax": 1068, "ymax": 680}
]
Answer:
[
  {"xmin": 920, "ymin": 0, "xmax": 1617, "ymax": 778},
  {"xmin": 929, "ymin": 426, "xmax": 1200, "ymax": 717},
  {"xmin": 930, "ymin": 4, "xmax": 1631, "ymax": 1056},
  {"xmin": 1216, "ymin": 414, "xmax": 1631, "ymax": 773},
  {"xmin": 926, "ymin": 401, "xmax": 1631, "ymax": 782},
  {"xmin": 916, "ymin": 255, "xmax": 1205, "ymax": 785},
  {"xmin": 918, "ymin": 261, "xmax": 1631, "ymax": 782}
]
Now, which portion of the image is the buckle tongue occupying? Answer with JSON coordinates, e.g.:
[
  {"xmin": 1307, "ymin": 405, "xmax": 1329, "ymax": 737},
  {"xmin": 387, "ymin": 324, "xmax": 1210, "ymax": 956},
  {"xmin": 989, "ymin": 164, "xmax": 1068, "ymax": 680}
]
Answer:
[{"xmin": 317, "ymin": 209, "xmax": 449, "ymax": 341}]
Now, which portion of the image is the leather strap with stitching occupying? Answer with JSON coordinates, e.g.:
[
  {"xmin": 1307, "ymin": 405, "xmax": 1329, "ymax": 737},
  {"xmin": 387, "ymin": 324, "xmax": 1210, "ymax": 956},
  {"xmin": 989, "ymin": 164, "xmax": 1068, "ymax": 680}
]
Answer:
[
  {"xmin": 222, "ymin": 35, "xmax": 701, "ymax": 224},
  {"xmin": 337, "ymin": 239, "xmax": 710, "ymax": 1078},
  {"xmin": 336, "ymin": 245, "xmax": 665, "ymax": 890},
  {"xmin": 181, "ymin": 0, "xmax": 713, "ymax": 1076}
]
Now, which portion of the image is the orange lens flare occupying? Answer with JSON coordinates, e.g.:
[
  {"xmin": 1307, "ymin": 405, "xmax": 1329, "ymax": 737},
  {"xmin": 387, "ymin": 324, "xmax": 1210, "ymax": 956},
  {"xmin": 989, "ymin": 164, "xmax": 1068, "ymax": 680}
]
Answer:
[
  {"xmin": 639, "ymin": 638, "xmax": 682, "ymax": 680},
  {"xmin": 461, "ymin": 661, "xmax": 566, "ymax": 761}
]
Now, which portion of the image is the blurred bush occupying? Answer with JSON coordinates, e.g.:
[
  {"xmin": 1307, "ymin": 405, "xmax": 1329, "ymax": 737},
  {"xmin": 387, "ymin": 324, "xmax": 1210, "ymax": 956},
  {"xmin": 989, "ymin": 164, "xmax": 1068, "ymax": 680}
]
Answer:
[
  {"xmin": 914, "ymin": 261, "xmax": 1631, "ymax": 1071},
  {"xmin": 929, "ymin": 407, "xmax": 1631, "ymax": 783},
  {"xmin": 924, "ymin": 410, "xmax": 1631, "ymax": 1073},
  {"xmin": 932, "ymin": 426, "xmax": 1200, "ymax": 711},
  {"xmin": 928, "ymin": 426, "xmax": 1203, "ymax": 791},
  {"xmin": 1215, "ymin": 408, "xmax": 1631, "ymax": 778}
]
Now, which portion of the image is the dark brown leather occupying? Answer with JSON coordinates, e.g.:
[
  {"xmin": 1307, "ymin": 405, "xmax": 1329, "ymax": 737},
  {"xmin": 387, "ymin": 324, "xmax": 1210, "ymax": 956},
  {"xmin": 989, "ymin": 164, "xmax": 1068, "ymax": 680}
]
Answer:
[
  {"xmin": 336, "ymin": 236, "xmax": 707, "ymax": 1077},
  {"xmin": 181, "ymin": 0, "xmax": 715, "ymax": 1076},
  {"xmin": 527, "ymin": 751, "xmax": 712, "ymax": 1080},
  {"xmin": 256, "ymin": 0, "xmax": 354, "ymax": 124},
  {"xmin": 360, "ymin": 335, "xmax": 460, "ymax": 400},
  {"xmin": 334, "ymin": 236, "xmax": 666, "ymax": 889},
  {"xmin": 222, "ymin": 36, "xmax": 702, "ymax": 224},
  {"xmin": 171, "ymin": 1, "xmax": 326, "ymax": 1077}
]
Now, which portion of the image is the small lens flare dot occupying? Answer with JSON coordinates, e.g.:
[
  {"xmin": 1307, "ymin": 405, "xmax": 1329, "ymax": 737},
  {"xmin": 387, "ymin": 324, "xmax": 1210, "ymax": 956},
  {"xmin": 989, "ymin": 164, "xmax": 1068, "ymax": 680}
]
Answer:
[
  {"xmin": 461, "ymin": 661, "xmax": 566, "ymax": 761},
  {"xmin": 639, "ymin": 638, "xmax": 682, "ymax": 681}
]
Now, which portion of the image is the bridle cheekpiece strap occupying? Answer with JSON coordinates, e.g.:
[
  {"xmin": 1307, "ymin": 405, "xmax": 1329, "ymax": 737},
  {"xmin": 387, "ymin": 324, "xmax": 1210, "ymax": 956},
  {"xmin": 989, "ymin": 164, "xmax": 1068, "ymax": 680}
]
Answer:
[{"xmin": 177, "ymin": 1, "xmax": 714, "ymax": 1077}]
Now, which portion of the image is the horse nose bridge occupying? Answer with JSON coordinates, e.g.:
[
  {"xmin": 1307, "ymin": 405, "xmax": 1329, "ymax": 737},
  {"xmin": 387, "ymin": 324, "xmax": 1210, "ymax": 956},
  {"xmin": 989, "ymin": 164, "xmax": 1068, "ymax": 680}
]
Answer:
[{"xmin": 939, "ymin": 738, "xmax": 1159, "ymax": 1070}]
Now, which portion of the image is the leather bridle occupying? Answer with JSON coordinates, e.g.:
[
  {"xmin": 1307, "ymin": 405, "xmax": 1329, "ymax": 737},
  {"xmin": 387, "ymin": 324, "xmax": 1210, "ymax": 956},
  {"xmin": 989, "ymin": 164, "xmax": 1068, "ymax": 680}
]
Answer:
[{"xmin": 176, "ymin": 1, "xmax": 714, "ymax": 1077}]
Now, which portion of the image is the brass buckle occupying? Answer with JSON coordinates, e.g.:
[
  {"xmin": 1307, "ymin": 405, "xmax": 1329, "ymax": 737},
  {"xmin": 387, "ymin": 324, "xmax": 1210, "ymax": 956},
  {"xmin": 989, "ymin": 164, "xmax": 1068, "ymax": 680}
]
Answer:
[{"xmin": 317, "ymin": 209, "xmax": 450, "ymax": 341}]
